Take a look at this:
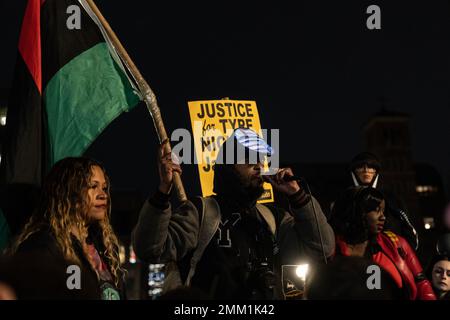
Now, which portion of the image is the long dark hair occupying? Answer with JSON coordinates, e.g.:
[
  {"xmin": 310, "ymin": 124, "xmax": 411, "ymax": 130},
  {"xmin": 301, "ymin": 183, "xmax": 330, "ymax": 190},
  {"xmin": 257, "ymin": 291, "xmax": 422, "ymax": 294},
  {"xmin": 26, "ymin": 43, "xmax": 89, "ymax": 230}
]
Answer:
[
  {"xmin": 426, "ymin": 254, "xmax": 450, "ymax": 300},
  {"xmin": 426, "ymin": 254, "xmax": 449, "ymax": 277},
  {"xmin": 330, "ymin": 186, "xmax": 385, "ymax": 244}
]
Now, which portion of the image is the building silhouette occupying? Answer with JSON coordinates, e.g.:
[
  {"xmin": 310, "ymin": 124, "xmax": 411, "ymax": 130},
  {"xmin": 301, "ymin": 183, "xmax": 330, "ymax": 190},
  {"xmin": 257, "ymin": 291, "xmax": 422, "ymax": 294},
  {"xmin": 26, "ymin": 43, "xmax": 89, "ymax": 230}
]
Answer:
[{"xmin": 363, "ymin": 108, "xmax": 421, "ymax": 230}]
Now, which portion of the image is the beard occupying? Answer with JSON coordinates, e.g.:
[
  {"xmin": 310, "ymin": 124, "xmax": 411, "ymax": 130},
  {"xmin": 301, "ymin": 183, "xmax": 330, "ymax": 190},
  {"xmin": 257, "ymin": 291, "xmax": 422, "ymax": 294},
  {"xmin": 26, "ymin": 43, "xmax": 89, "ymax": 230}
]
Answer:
[
  {"xmin": 240, "ymin": 174, "xmax": 265, "ymax": 203},
  {"xmin": 213, "ymin": 164, "xmax": 264, "ymax": 208}
]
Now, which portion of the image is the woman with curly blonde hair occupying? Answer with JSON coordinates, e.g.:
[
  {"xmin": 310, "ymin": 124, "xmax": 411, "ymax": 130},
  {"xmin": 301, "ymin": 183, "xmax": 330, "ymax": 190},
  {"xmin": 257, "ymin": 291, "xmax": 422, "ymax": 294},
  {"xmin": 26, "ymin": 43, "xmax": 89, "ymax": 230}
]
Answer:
[{"xmin": 12, "ymin": 157, "xmax": 124, "ymax": 300}]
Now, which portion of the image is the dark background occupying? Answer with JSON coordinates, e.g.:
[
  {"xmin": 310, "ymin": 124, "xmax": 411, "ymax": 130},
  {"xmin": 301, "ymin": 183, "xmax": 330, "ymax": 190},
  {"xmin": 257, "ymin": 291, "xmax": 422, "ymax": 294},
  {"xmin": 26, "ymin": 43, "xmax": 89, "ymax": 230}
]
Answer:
[{"xmin": 1, "ymin": 0, "xmax": 449, "ymax": 200}]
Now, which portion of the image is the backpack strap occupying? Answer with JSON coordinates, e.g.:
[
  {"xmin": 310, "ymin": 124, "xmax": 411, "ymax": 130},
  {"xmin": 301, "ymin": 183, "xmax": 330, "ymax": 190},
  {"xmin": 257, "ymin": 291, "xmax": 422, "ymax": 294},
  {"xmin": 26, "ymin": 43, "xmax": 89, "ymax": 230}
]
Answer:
[
  {"xmin": 185, "ymin": 196, "xmax": 221, "ymax": 286},
  {"xmin": 255, "ymin": 203, "xmax": 276, "ymax": 236}
]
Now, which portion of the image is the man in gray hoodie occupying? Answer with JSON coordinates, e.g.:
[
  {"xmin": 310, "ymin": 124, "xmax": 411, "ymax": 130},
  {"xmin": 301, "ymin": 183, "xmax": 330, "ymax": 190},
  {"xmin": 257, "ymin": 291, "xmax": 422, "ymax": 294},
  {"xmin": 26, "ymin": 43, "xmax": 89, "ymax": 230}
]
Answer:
[{"xmin": 133, "ymin": 128, "xmax": 335, "ymax": 299}]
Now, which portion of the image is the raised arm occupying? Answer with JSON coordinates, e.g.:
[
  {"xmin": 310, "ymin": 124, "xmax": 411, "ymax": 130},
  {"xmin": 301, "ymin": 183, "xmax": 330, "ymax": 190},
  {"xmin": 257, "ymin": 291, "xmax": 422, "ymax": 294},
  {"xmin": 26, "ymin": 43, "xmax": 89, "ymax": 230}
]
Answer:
[
  {"xmin": 132, "ymin": 139, "xmax": 199, "ymax": 263},
  {"xmin": 265, "ymin": 168, "xmax": 335, "ymax": 261}
]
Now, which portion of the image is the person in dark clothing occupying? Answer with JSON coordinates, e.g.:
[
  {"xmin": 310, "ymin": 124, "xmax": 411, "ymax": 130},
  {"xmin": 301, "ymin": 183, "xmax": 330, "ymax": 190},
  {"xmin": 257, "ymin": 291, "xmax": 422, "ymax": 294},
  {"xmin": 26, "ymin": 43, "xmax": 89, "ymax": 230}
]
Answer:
[
  {"xmin": 437, "ymin": 233, "xmax": 450, "ymax": 257},
  {"xmin": 133, "ymin": 128, "xmax": 335, "ymax": 300},
  {"xmin": 0, "ymin": 208, "xmax": 11, "ymax": 252},
  {"xmin": 0, "ymin": 251, "xmax": 100, "ymax": 300},
  {"xmin": 306, "ymin": 255, "xmax": 397, "ymax": 300},
  {"xmin": 0, "ymin": 183, "xmax": 40, "ymax": 246},
  {"xmin": 434, "ymin": 204, "xmax": 450, "ymax": 257},
  {"xmin": 10, "ymin": 157, "xmax": 124, "ymax": 300},
  {"xmin": 348, "ymin": 152, "xmax": 419, "ymax": 251}
]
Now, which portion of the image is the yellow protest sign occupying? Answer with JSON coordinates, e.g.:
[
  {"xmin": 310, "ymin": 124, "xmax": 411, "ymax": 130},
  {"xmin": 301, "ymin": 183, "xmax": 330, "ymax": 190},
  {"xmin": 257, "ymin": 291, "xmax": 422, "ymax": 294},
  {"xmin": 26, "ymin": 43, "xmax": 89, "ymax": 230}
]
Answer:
[{"xmin": 188, "ymin": 100, "xmax": 274, "ymax": 203}]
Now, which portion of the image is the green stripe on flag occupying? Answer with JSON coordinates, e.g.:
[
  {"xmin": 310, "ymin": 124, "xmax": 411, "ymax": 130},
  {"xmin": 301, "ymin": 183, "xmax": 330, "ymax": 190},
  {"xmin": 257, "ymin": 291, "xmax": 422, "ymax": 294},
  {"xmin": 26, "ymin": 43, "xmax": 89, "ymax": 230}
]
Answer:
[{"xmin": 44, "ymin": 42, "xmax": 140, "ymax": 165}]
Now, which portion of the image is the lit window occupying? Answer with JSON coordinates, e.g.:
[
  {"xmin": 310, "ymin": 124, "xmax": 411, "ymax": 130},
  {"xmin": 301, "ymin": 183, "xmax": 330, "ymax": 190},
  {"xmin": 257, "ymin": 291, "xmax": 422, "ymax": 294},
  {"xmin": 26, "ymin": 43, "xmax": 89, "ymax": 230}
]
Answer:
[{"xmin": 416, "ymin": 185, "xmax": 438, "ymax": 194}]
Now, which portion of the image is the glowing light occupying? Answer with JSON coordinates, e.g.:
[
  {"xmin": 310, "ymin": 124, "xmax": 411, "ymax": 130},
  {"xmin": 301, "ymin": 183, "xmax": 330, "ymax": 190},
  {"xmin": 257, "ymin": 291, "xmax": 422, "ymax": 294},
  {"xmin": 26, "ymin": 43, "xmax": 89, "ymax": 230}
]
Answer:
[
  {"xmin": 295, "ymin": 264, "xmax": 309, "ymax": 280},
  {"xmin": 424, "ymin": 223, "xmax": 431, "ymax": 230},
  {"xmin": 416, "ymin": 185, "xmax": 438, "ymax": 193},
  {"xmin": 129, "ymin": 245, "xmax": 137, "ymax": 264}
]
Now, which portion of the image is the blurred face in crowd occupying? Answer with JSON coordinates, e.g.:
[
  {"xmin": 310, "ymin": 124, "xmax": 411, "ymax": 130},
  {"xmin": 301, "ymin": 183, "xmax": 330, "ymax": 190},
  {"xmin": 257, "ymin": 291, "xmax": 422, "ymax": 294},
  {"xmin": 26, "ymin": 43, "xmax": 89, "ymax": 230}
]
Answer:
[
  {"xmin": 355, "ymin": 164, "xmax": 377, "ymax": 185},
  {"xmin": 366, "ymin": 200, "xmax": 386, "ymax": 235},
  {"xmin": 86, "ymin": 165, "xmax": 108, "ymax": 221},
  {"xmin": 432, "ymin": 260, "xmax": 450, "ymax": 294}
]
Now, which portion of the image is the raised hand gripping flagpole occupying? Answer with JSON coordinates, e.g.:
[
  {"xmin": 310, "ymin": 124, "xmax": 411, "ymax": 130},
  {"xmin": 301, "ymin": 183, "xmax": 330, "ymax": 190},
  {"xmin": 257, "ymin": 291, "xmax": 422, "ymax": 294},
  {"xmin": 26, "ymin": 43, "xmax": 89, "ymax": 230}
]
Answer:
[{"xmin": 84, "ymin": 0, "xmax": 187, "ymax": 202}]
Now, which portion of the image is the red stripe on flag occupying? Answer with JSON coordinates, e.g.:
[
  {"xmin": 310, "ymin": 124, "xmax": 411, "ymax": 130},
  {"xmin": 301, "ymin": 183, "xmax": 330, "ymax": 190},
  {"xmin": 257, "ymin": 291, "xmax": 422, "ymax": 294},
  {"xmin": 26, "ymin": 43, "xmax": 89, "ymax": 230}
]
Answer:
[{"xmin": 18, "ymin": 0, "xmax": 42, "ymax": 94}]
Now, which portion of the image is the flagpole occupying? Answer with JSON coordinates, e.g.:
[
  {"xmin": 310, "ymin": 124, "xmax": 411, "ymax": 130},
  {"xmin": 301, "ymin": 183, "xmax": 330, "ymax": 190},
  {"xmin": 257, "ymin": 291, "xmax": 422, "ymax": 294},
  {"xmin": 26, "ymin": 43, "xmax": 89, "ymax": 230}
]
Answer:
[{"xmin": 84, "ymin": 0, "xmax": 187, "ymax": 202}]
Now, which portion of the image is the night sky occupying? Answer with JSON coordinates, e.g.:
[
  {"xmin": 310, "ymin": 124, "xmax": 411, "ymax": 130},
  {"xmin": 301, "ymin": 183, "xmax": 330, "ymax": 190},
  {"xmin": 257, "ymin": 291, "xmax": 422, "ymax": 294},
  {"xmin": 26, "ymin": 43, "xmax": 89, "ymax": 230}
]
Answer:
[{"xmin": 1, "ymin": 1, "xmax": 449, "ymax": 198}]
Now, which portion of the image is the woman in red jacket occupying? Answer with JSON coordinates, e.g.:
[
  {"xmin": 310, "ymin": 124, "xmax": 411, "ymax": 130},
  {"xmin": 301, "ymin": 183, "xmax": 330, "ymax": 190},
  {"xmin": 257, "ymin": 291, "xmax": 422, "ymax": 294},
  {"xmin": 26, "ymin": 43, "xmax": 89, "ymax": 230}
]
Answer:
[{"xmin": 330, "ymin": 186, "xmax": 435, "ymax": 300}]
